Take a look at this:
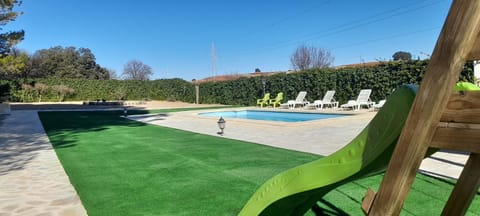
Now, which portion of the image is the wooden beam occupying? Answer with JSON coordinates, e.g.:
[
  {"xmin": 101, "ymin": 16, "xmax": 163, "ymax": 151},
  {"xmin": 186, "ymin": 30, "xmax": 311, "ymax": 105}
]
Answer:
[
  {"xmin": 437, "ymin": 122, "xmax": 480, "ymax": 129},
  {"xmin": 441, "ymin": 91, "xmax": 480, "ymax": 124},
  {"xmin": 441, "ymin": 153, "xmax": 480, "ymax": 215},
  {"xmin": 467, "ymin": 32, "xmax": 480, "ymax": 60},
  {"xmin": 430, "ymin": 126, "xmax": 480, "ymax": 153},
  {"xmin": 368, "ymin": 0, "xmax": 480, "ymax": 215},
  {"xmin": 361, "ymin": 188, "xmax": 376, "ymax": 215}
]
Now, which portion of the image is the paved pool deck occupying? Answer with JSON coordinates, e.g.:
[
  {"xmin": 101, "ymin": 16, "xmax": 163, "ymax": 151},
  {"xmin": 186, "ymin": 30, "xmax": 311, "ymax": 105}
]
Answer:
[{"xmin": 0, "ymin": 106, "xmax": 470, "ymax": 215}]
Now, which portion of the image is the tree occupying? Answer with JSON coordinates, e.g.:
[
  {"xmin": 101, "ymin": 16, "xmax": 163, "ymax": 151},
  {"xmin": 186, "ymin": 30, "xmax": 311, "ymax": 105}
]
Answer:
[
  {"xmin": 392, "ymin": 51, "xmax": 412, "ymax": 61},
  {"xmin": 0, "ymin": 0, "xmax": 24, "ymax": 56},
  {"xmin": 290, "ymin": 44, "xmax": 334, "ymax": 71},
  {"xmin": 51, "ymin": 84, "xmax": 74, "ymax": 102},
  {"xmin": 29, "ymin": 46, "xmax": 109, "ymax": 79},
  {"xmin": 255, "ymin": 68, "xmax": 261, "ymax": 73},
  {"xmin": 33, "ymin": 82, "xmax": 48, "ymax": 102},
  {"xmin": 107, "ymin": 68, "xmax": 118, "ymax": 80},
  {"xmin": 0, "ymin": 50, "xmax": 28, "ymax": 79},
  {"xmin": 20, "ymin": 83, "xmax": 33, "ymax": 102},
  {"xmin": 122, "ymin": 60, "xmax": 153, "ymax": 80}
]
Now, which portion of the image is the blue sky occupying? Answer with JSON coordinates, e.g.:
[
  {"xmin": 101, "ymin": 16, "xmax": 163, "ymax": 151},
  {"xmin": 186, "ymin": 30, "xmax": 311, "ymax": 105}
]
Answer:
[{"xmin": 5, "ymin": 0, "xmax": 452, "ymax": 81}]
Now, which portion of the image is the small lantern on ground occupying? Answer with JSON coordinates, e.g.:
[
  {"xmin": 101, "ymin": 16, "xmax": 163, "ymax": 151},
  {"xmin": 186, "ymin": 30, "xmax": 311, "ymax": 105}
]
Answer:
[
  {"xmin": 217, "ymin": 117, "xmax": 226, "ymax": 135},
  {"xmin": 123, "ymin": 107, "xmax": 128, "ymax": 117}
]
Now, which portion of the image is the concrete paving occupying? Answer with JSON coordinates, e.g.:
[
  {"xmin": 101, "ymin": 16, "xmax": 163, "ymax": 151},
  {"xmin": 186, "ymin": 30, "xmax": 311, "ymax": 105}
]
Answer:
[{"xmin": 0, "ymin": 111, "xmax": 87, "ymax": 216}]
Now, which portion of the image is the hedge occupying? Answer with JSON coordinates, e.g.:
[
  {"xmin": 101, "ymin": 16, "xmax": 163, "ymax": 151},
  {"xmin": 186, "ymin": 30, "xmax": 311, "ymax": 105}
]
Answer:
[
  {"xmin": 0, "ymin": 60, "xmax": 474, "ymax": 104},
  {"xmin": 3, "ymin": 78, "xmax": 195, "ymax": 102},
  {"xmin": 198, "ymin": 60, "xmax": 474, "ymax": 105}
]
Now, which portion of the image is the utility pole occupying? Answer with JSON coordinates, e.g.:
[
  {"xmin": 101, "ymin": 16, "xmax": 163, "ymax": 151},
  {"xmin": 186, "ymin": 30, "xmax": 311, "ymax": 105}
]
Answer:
[{"xmin": 212, "ymin": 42, "xmax": 217, "ymax": 82}]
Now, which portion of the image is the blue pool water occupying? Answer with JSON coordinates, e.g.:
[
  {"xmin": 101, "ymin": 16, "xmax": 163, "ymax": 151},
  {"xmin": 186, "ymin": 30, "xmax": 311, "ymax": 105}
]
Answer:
[{"xmin": 199, "ymin": 110, "xmax": 346, "ymax": 122}]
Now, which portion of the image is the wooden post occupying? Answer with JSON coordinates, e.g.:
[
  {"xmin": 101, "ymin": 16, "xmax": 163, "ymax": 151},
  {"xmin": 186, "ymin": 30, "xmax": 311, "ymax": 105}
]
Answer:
[
  {"xmin": 441, "ymin": 153, "xmax": 480, "ymax": 215},
  {"xmin": 195, "ymin": 84, "xmax": 200, "ymax": 104},
  {"xmin": 367, "ymin": 0, "xmax": 480, "ymax": 215}
]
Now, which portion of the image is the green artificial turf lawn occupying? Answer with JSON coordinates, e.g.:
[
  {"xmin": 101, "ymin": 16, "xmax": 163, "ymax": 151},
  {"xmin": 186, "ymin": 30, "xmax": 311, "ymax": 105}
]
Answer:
[
  {"xmin": 39, "ymin": 110, "xmax": 319, "ymax": 215},
  {"xmin": 38, "ymin": 110, "xmax": 480, "ymax": 216}
]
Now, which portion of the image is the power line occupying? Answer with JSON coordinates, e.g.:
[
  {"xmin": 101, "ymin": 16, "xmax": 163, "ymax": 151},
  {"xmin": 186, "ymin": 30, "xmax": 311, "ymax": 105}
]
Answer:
[
  {"xmin": 237, "ymin": 0, "xmax": 447, "ymax": 55},
  {"xmin": 297, "ymin": 0, "xmax": 444, "ymax": 42},
  {"xmin": 269, "ymin": 0, "xmax": 332, "ymax": 27},
  {"xmin": 330, "ymin": 26, "xmax": 441, "ymax": 50},
  {"xmin": 237, "ymin": 0, "xmax": 332, "ymax": 43}
]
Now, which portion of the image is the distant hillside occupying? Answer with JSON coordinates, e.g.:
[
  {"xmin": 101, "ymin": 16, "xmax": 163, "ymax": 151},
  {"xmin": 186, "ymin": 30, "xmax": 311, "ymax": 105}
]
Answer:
[
  {"xmin": 195, "ymin": 71, "xmax": 282, "ymax": 83},
  {"xmin": 334, "ymin": 61, "xmax": 382, "ymax": 69},
  {"xmin": 194, "ymin": 61, "xmax": 382, "ymax": 83}
]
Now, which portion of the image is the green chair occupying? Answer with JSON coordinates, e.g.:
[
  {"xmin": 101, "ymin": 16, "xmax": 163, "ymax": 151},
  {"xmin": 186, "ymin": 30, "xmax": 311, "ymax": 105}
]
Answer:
[
  {"xmin": 454, "ymin": 81, "xmax": 480, "ymax": 91},
  {"xmin": 269, "ymin": 92, "xmax": 283, "ymax": 108},
  {"xmin": 256, "ymin": 93, "xmax": 270, "ymax": 108}
]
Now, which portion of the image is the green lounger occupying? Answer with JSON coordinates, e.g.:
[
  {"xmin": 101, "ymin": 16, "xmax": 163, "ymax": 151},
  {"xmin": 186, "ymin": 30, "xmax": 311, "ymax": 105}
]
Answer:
[
  {"xmin": 269, "ymin": 92, "xmax": 283, "ymax": 108},
  {"xmin": 257, "ymin": 93, "xmax": 270, "ymax": 108}
]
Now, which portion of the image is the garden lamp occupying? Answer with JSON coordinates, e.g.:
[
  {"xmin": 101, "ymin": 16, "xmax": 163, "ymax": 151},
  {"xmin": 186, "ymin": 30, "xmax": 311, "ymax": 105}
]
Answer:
[
  {"xmin": 123, "ymin": 107, "xmax": 128, "ymax": 117},
  {"xmin": 217, "ymin": 117, "xmax": 226, "ymax": 135}
]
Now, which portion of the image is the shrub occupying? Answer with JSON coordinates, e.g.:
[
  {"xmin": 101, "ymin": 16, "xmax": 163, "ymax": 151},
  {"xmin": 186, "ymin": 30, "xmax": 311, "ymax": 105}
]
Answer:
[{"xmin": 51, "ymin": 85, "xmax": 75, "ymax": 102}]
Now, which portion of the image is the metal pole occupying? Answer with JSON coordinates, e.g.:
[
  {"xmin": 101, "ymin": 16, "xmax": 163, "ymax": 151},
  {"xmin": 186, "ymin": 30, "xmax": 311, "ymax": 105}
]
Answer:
[{"xmin": 262, "ymin": 79, "xmax": 266, "ymax": 96}]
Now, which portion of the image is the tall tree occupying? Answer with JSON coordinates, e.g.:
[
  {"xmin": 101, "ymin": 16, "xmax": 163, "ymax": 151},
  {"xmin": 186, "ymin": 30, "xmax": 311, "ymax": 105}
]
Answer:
[
  {"xmin": 290, "ymin": 45, "xmax": 311, "ymax": 71},
  {"xmin": 392, "ymin": 51, "xmax": 412, "ymax": 61},
  {"xmin": 0, "ymin": 0, "xmax": 24, "ymax": 56},
  {"xmin": 29, "ymin": 46, "xmax": 109, "ymax": 79},
  {"xmin": 290, "ymin": 44, "xmax": 334, "ymax": 71},
  {"xmin": 122, "ymin": 60, "xmax": 153, "ymax": 80}
]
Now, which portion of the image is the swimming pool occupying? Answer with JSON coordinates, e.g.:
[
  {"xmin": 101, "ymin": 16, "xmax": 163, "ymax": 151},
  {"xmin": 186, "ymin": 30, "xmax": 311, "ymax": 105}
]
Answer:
[{"xmin": 199, "ymin": 110, "xmax": 346, "ymax": 122}]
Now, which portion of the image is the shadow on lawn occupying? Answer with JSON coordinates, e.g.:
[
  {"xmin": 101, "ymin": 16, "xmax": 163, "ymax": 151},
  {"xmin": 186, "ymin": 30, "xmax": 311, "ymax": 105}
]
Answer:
[
  {"xmin": 38, "ymin": 106, "xmax": 229, "ymax": 139},
  {"xmin": 38, "ymin": 110, "xmax": 153, "ymax": 148},
  {"xmin": 38, "ymin": 107, "xmax": 230, "ymax": 149},
  {"xmin": 11, "ymin": 103, "xmax": 144, "ymax": 111},
  {"xmin": 312, "ymin": 199, "xmax": 349, "ymax": 216}
]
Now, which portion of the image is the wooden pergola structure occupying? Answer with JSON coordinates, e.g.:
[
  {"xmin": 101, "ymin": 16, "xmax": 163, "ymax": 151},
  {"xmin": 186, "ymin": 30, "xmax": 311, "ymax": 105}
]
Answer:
[{"xmin": 361, "ymin": 0, "xmax": 480, "ymax": 215}]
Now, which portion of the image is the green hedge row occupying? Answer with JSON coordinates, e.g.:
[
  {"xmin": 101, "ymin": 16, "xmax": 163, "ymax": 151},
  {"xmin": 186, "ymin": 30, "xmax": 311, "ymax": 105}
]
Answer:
[
  {"xmin": 1, "ymin": 60, "xmax": 473, "ymax": 104},
  {"xmin": 199, "ymin": 60, "xmax": 474, "ymax": 105},
  {"xmin": 4, "ymin": 78, "xmax": 195, "ymax": 102}
]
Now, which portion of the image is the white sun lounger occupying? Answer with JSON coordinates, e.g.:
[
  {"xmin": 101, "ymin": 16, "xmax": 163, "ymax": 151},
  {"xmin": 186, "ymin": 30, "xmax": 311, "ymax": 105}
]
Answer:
[
  {"xmin": 340, "ymin": 89, "xmax": 373, "ymax": 111},
  {"xmin": 373, "ymin": 99, "xmax": 386, "ymax": 111},
  {"xmin": 306, "ymin": 90, "xmax": 338, "ymax": 109},
  {"xmin": 280, "ymin": 91, "xmax": 308, "ymax": 109}
]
